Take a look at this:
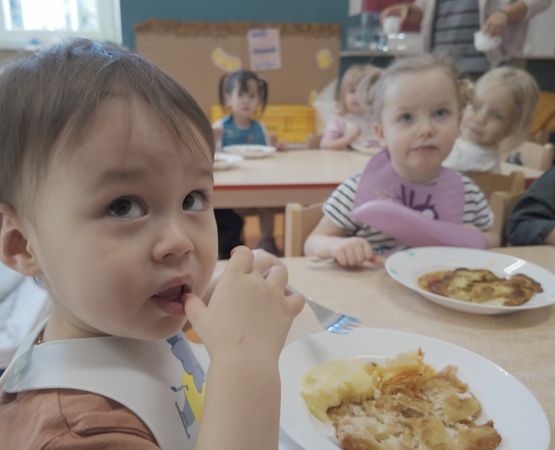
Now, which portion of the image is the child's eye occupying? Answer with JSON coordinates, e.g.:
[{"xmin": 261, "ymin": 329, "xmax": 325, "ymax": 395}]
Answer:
[
  {"xmin": 183, "ymin": 191, "xmax": 207, "ymax": 211},
  {"xmin": 107, "ymin": 197, "xmax": 145, "ymax": 219},
  {"xmin": 434, "ymin": 108, "xmax": 450, "ymax": 118},
  {"xmin": 398, "ymin": 113, "xmax": 413, "ymax": 123}
]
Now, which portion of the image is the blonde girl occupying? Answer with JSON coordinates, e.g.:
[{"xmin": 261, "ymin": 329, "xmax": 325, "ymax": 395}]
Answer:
[
  {"xmin": 320, "ymin": 64, "xmax": 381, "ymax": 150},
  {"xmin": 443, "ymin": 67, "xmax": 539, "ymax": 172},
  {"xmin": 305, "ymin": 55, "xmax": 496, "ymax": 267}
]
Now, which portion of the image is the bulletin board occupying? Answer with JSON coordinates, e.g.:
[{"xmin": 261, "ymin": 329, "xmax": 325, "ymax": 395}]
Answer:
[{"xmin": 134, "ymin": 20, "xmax": 341, "ymax": 116}]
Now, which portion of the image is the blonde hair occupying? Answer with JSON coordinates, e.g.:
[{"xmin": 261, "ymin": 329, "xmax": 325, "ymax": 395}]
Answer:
[
  {"xmin": 371, "ymin": 54, "xmax": 464, "ymax": 122},
  {"xmin": 336, "ymin": 64, "xmax": 382, "ymax": 114},
  {"xmin": 474, "ymin": 67, "xmax": 539, "ymax": 149}
]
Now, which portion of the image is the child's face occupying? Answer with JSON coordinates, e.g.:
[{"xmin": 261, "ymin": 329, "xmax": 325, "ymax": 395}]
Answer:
[
  {"xmin": 23, "ymin": 96, "xmax": 218, "ymax": 340},
  {"xmin": 344, "ymin": 81, "xmax": 363, "ymax": 115},
  {"xmin": 227, "ymin": 79, "xmax": 260, "ymax": 121},
  {"xmin": 374, "ymin": 68, "xmax": 460, "ymax": 183},
  {"xmin": 460, "ymin": 82, "xmax": 515, "ymax": 148}
]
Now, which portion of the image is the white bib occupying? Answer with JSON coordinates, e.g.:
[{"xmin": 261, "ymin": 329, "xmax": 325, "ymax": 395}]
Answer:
[{"xmin": 0, "ymin": 322, "xmax": 205, "ymax": 450}]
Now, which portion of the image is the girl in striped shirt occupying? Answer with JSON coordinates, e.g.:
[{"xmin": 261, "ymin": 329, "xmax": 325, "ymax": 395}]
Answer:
[{"xmin": 305, "ymin": 55, "xmax": 497, "ymax": 267}]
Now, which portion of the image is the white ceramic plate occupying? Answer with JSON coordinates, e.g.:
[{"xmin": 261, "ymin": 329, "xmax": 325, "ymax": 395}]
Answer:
[
  {"xmin": 385, "ymin": 247, "xmax": 555, "ymax": 315},
  {"xmin": 350, "ymin": 141, "xmax": 381, "ymax": 156},
  {"xmin": 222, "ymin": 144, "xmax": 277, "ymax": 159},
  {"xmin": 213, "ymin": 153, "xmax": 242, "ymax": 171},
  {"xmin": 280, "ymin": 328, "xmax": 550, "ymax": 450}
]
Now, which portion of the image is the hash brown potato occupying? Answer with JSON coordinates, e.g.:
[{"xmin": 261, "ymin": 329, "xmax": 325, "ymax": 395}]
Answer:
[
  {"xmin": 301, "ymin": 351, "xmax": 502, "ymax": 450},
  {"xmin": 418, "ymin": 268, "xmax": 542, "ymax": 306}
]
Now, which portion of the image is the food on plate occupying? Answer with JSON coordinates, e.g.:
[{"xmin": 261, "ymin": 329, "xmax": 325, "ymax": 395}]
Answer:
[
  {"xmin": 301, "ymin": 350, "xmax": 501, "ymax": 450},
  {"xmin": 418, "ymin": 268, "xmax": 542, "ymax": 306},
  {"xmin": 213, "ymin": 153, "xmax": 239, "ymax": 170},
  {"xmin": 223, "ymin": 144, "xmax": 275, "ymax": 158}
]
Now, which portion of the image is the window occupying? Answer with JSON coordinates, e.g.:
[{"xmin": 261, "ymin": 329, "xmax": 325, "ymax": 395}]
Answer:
[{"xmin": 0, "ymin": 0, "xmax": 121, "ymax": 49}]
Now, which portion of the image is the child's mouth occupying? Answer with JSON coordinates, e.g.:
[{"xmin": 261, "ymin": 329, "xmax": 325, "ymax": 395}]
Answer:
[
  {"xmin": 151, "ymin": 284, "xmax": 192, "ymax": 315},
  {"xmin": 412, "ymin": 145, "xmax": 437, "ymax": 152}
]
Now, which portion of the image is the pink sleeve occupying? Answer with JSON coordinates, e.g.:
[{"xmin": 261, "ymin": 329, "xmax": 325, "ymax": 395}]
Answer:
[{"xmin": 322, "ymin": 115, "xmax": 346, "ymax": 141}]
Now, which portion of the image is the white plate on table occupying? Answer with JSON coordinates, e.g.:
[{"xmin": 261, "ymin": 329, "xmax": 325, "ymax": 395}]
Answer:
[
  {"xmin": 213, "ymin": 153, "xmax": 243, "ymax": 171},
  {"xmin": 280, "ymin": 328, "xmax": 550, "ymax": 450},
  {"xmin": 385, "ymin": 247, "xmax": 555, "ymax": 315},
  {"xmin": 222, "ymin": 144, "xmax": 277, "ymax": 159},
  {"xmin": 350, "ymin": 141, "xmax": 381, "ymax": 156}
]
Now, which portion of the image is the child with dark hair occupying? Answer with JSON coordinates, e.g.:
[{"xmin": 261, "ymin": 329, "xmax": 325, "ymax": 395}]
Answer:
[
  {"xmin": 213, "ymin": 70, "xmax": 281, "ymax": 256},
  {"xmin": 0, "ymin": 39, "xmax": 303, "ymax": 449}
]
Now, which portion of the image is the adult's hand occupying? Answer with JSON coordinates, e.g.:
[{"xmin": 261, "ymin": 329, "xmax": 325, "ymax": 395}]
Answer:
[{"xmin": 482, "ymin": 11, "xmax": 509, "ymax": 36}]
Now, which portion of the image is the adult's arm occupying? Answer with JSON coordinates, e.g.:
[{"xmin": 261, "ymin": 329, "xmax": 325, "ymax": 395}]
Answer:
[
  {"xmin": 482, "ymin": 0, "xmax": 551, "ymax": 35},
  {"xmin": 381, "ymin": 2, "xmax": 424, "ymax": 27}
]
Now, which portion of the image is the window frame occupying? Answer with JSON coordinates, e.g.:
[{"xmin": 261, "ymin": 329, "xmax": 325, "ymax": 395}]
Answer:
[{"xmin": 0, "ymin": 0, "xmax": 121, "ymax": 49}]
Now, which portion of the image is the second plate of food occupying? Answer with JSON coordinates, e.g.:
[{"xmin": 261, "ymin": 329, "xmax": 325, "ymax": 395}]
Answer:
[
  {"xmin": 385, "ymin": 247, "xmax": 555, "ymax": 314},
  {"xmin": 222, "ymin": 144, "xmax": 277, "ymax": 159},
  {"xmin": 213, "ymin": 153, "xmax": 243, "ymax": 170}
]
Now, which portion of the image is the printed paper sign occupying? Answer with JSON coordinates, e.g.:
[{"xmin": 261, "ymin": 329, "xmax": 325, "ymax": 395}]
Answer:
[{"xmin": 247, "ymin": 28, "xmax": 281, "ymax": 71}]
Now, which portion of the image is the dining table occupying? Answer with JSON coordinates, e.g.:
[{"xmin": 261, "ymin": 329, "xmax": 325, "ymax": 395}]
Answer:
[
  {"xmin": 213, "ymin": 149, "xmax": 544, "ymax": 209},
  {"xmin": 274, "ymin": 245, "xmax": 554, "ymax": 449}
]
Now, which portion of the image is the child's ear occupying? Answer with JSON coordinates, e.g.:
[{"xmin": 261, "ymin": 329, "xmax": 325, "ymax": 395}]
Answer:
[
  {"xmin": 0, "ymin": 203, "xmax": 40, "ymax": 276},
  {"xmin": 373, "ymin": 122, "xmax": 385, "ymax": 143}
]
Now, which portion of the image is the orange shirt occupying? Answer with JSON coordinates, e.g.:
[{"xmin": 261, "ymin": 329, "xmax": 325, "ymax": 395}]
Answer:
[{"xmin": 0, "ymin": 388, "xmax": 159, "ymax": 449}]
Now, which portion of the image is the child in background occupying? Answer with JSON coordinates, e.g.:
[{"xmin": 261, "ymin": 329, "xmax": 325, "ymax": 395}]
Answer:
[
  {"xmin": 212, "ymin": 70, "xmax": 281, "ymax": 256},
  {"xmin": 507, "ymin": 166, "xmax": 555, "ymax": 245},
  {"xmin": 0, "ymin": 40, "xmax": 303, "ymax": 449},
  {"xmin": 305, "ymin": 55, "xmax": 496, "ymax": 267},
  {"xmin": 443, "ymin": 67, "xmax": 539, "ymax": 172},
  {"xmin": 320, "ymin": 64, "xmax": 382, "ymax": 150}
]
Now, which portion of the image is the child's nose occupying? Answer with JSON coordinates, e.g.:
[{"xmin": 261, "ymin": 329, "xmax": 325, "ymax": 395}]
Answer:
[
  {"xmin": 152, "ymin": 219, "xmax": 194, "ymax": 263},
  {"xmin": 418, "ymin": 118, "xmax": 434, "ymax": 137},
  {"xmin": 475, "ymin": 110, "xmax": 488, "ymax": 124}
]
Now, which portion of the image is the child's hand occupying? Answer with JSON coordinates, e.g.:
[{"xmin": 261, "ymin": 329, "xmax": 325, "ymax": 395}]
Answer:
[
  {"xmin": 330, "ymin": 237, "xmax": 375, "ymax": 267},
  {"xmin": 251, "ymin": 248, "xmax": 281, "ymax": 275},
  {"xmin": 185, "ymin": 246, "xmax": 304, "ymax": 362},
  {"xmin": 344, "ymin": 124, "xmax": 362, "ymax": 143}
]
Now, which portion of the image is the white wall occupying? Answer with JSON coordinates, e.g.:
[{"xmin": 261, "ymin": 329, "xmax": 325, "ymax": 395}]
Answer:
[{"xmin": 523, "ymin": 1, "xmax": 555, "ymax": 57}]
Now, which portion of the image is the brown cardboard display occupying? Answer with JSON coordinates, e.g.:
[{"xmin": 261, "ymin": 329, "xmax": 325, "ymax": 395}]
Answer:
[{"xmin": 134, "ymin": 20, "xmax": 340, "ymax": 116}]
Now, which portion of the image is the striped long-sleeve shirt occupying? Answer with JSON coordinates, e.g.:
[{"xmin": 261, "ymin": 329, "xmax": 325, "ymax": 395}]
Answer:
[{"xmin": 323, "ymin": 174, "xmax": 493, "ymax": 251}]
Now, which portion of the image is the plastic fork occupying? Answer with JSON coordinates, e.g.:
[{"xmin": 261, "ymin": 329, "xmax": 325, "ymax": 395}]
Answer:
[{"xmin": 287, "ymin": 285, "xmax": 361, "ymax": 334}]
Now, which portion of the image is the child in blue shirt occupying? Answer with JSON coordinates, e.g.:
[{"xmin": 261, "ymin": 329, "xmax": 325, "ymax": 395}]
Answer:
[{"xmin": 213, "ymin": 70, "xmax": 280, "ymax": 256}]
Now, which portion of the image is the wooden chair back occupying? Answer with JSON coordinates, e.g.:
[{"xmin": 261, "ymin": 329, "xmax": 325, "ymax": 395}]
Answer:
[
  {"xmin": 530, "ymin": 90, "xmax": 555, "ymax": 144},
  {"xmin": 284, "ymin": 202, "xmax": 323, "ymax": 257},
  {"xmin": 515, "ymin": 141, "xmax": 554, "ymax": 171},
  {"xmin": 489, "ymin": 190, "xmax": 524, "ymax": 246},
  {"xmin": 464, "ymin": 170, "xmax": 526, "ymax": 200}
]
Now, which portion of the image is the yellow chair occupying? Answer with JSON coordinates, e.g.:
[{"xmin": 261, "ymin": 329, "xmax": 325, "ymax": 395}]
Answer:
[
  {"xmin": 464, "ymin": 170, "xmax": 526, "ymax": 200},
  {"xmin": 489, "ymin": 190, "xmax": 524, "ymax": 246},
  {"xmin": 284, "ymin": 202, "xmax": 323, "ymax": 257},
  {"xmin": 513, "ymin": 141, "xmax": 554, "ymax": 171}
]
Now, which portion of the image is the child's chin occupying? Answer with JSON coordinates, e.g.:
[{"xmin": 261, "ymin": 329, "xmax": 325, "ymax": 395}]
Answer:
[{"xmin": 140, "ymin": 321, "xmax": 188, "ymax": 341}]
